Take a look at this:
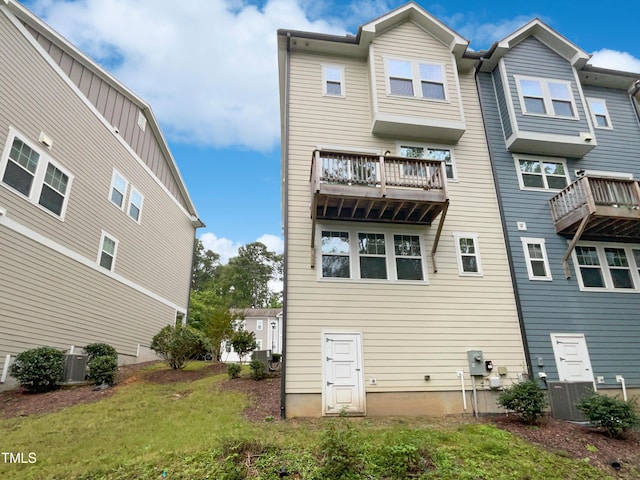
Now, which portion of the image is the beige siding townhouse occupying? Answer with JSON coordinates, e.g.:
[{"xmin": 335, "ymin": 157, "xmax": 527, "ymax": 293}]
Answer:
[
  {"xmin": 0, "ymin": 1, "xmax": 202, "ymax": 390},
  {"xmin": 278, "ymin": 2, "xmax": 527, "ymax": 417}
]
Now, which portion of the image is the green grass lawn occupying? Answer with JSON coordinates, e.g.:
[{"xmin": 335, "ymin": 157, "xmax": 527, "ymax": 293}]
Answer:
[{"xmin": 0, "ymin": 362, "xmax": 614, "ymax": 480}]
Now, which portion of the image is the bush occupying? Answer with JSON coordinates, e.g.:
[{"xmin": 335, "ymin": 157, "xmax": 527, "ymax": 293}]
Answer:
[
  {"xmin": 577, "ymin": 393, "xmax": 640, "ymax": 438},
  {"xmin": 271, "ymin": 353, "xmax": 282, "ymax": 362},
  {"xmin": 151, "ymin": 323, "xmax": 210, "ymax": 369},
  {"xmin": 497, "ymin": 380, "xmax": 547, "ymax": 424},
  {"xmin": 84, "ymin": 343, "xmax": 118, "ymax": 363},
  {"xmin": 316, "ymin": 415, "xmax": 362, "ymax": 480},
  {"xmin": 88, "ymin": 355, "xmax": 118, "ymax": 385},
  {"xmin": 230, "ymin": 330, "xmax": 257, "ymax": 364},
  {"xmin": 249, "ymin": 359, "xmax": 266, "ymax": 380},
  {"xmin": 227, "ymin": 363, "xmax": 241, "ymax": 379},
  {"xmin": 10, "ymin": 347, "xmax": 64, "ymax": 393}
]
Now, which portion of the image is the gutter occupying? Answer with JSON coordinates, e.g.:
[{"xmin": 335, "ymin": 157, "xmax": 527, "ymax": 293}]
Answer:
[
  {"xmin": 474, "ymin": 62, "xmax": 534, "ymax": 378},
  {"xmin": 280, "ymin": 32, "xmax": 291, "ymax": 419}
]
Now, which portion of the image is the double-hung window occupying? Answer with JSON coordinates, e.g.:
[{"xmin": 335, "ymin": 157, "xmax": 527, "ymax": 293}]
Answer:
[
  {"xmin": 128, "ymin": 188, "xmax": 143, "ymax": 222},
  {"xmin": 453, "ymin": 233, "xmax": 483, "ymax": 276},
  {"xmin": 516, "ymin": 76, "xmax": 577, "ymax": 118},
  {"xmin": 387, "ymin": 58, "xmax": 446, "ymax": 100},
  {"xmin": 319, "ymin": 228, "xmax": 426, "ymax": 282},
  {"xmin": 322, "ymin": 65, "xmax": 345, "ymax": 96},
  {"xmin": 109, "ymin": 171, "xmax": 127, "ymax": 209},
  {"xmin": 399, "ymin": 144, "xmax": 456, "ymax": 180},
  {"xmin": 521, "ymin": 238, "xmax": 552, "ymax": 280},
  {"xmin": 109, "ymin": 169, "xmax": 144, "ymax": 223},
  {"xmin": 257, "ymin": 320, "xmax": 263, "ymax": 331},
  {"xmin": 586, "ymin": 98, "xmax": 612, "ymax": 129},
  {"xmin": 515, "ymin": 156, "xmax": 569, "ymax": 190},
  {"xmin": 98, "ymin": 232, "xmax": 118, "ymax": 271},
  {"xmin": 573, "ymin": 244, "xmax": 640, "ymax": 291},
  {"xmin": 0, "ymin": 132, "xmax": 73, "ymax": 219}
]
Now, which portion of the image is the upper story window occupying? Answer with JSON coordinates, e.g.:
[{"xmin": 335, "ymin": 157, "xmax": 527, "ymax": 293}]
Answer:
[
  {"xmin": 109, "ymin": 171, "xmax": 128, "ymax": 209},
  {"xmin": 515, "ymin": 76, "xmax": 577, "ymax": 119},
  {"xmin": 521, "ymin": 237, "xmax": 552, "ymax": 281},
  {"xmin": 98, "ymin": 231, "xmax": 118, "ymax": 271},
  {"xmin": 573, "ymin": 243, "xmax": 640, "ymax": 292},
  {"xmin": 386, "ymin": 58, "xmax": 446, "ymax": 101},
  {"xmin": 320, "ymin": 227, "xmax": 427, "ymax": 282},
  {"xmin": 453, "ymin": 232, "xmax": 483, "ymax": 276},
  {"xmin": 257, "ymin": 320, "xmax": 263, "ymax": 331},
  {"xmin": 515, "ymin": 155, "xmax": 569, "ymax": 191},
  {"xmin": 399, "ymin": 144, "xmax": 456, "ymax": 180},
  {"xmin": 0, "ymin": 132, "xmax": 73, "ymax": 219},
  {"xmin": 586, "ymin": 98, "xmax": 612, "ymax": 129},
  {"xmin": 128, "ymin": 188, "xmax": 143, "ymax": 222},
  {"xmin": 109, "ymin": 169, "xmax": 144, "ymax": 223},
  {"xmin": 322, "ymin": 65, "xmax": 345, "ymax": 96}
]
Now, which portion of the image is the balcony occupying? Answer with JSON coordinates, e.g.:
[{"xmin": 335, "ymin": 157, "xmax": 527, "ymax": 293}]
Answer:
[
  {"xmin": 310, "ymin": 150, "xmax": 449, "ymax": 225},
  {"xmin": 549, "ymin": 176, "xmax": 640, "ymax": 277}
]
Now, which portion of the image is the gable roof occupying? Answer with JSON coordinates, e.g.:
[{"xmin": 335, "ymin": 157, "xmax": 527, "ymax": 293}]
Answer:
[{"xmin": 2, "ymin": 0, "xmax": 202, "ymax": 227}]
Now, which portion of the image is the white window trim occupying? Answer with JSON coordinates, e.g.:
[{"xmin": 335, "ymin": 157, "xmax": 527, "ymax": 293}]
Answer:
[
  {"xmin": 586, "ymin": 97, "xmax": 613, "ymax": 130},
  {"xmin": 322, "ymin": 64, "xmax": 346, "ymax": 97},
  {"xmin": 256, "ymin": 339, "xmax": 263, "ymax": 350},
  {"xmin": 514, "ymin": 155, "xmax": 570, "ymax": 192},
  {"xmin": 514, "ymin": 75, "xmax": 579, "ymax": 120},
  {"xmin": 0, "ymin": 127, "xmax": 74, "ymax": 221},
  {"xmin": 521, "ymin": 237, "xmax": 552, "ymax": 281},
  {"xmin": 127, "ymin": 187, "xmax": 144, "ymax": 223},
  {"xmin": 395, "ymin": 141, "xmax": 458, "ymax": 182},
  {"xmin": 316, "ymin": 224, "xmax": 429, "ymax": 284},
  {"xmin": 257, "ymin": 319, "xmax": 263, "ymax": 331},
  {"xmin": 572, "ymin": 242, "xmax": 640, "ymax": 292},
  {"xmin": 384, "ymin": 57, "xmax": 448, "ymax": 102},
  {"xmin": 97, "ymin": 231, "xmax": 119, "ymax": 272},
  {"xmin": 453, "ymin": 232, "xmax": 483, "ymax": 277},
  {"xmin": 109, "ymin": 169, "xmax": 128, "ymax": 210}
]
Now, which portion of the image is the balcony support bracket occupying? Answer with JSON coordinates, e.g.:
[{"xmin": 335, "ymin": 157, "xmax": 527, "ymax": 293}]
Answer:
[
  {"xmin": 562, "ymin": 214, "xmax": 590, "ymax": 279},
  {"xmin": 430, "ymin": 200, "xmax": 449, "ymax": 273}
]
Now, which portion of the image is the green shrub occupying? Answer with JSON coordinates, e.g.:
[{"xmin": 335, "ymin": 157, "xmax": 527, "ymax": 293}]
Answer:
[
  {"xmin": 84, "ymin": 343, "xmax": 118, "ymax": 363},
  {"xmin": 227, "ymin": 363, "xmax": 241, "ymax": 379},
  {"xmin": 151, "ymin": 323, "xmax": 210, "ymax": 369},
  {"xmin": 497, "ymin": 380, "xmax": 547, "ymax": 424},
  {"xmin": 229, "ymin": 330, "xmax": 257, "ymax": 364},
  {"xmin": 368, "ymin": 442, "xmax": 424, "ymax": 478},
  {"xmin": 249, "ymin": 359, "xmax": 266, "ymax": 380},
  {"xmin": 88, "ymin": 355, "xmax": 118, "ymax": 385},
  {"xmin": 577, "ymin": 393, "xmax": 640, "ymax": 438},
  {"xmin": 10, "ymin": 347, "xmax": 64, "ymax": 393},
  {"xmin": 271, "ymin": 353, "xmax": 282, "ymax": 362},
  {"xmin": 316, "ymin": 416, "xmax": 362, "ymax": 480}
]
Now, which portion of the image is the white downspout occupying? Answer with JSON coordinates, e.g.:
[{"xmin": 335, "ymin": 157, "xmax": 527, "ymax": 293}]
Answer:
[
  {"xmin": 457, "ymin": 370, "xmax": 467, "ymax": 411},
  {"xmin": 616, "ymin": 375, "xmax": 627, "ymax": 401},
  {"xmin": 1, "ymin": 354, "xmax": 11, "ymax": 383}
]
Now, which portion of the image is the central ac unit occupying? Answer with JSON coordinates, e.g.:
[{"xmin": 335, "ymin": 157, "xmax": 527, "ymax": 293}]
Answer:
[
  {"xmin": 63, "ymin": 354, "xmax": 88, "ymax": 383},
  {"xmin": 547, "ymin": 381, "xmax": 594, "ymax": 421}
]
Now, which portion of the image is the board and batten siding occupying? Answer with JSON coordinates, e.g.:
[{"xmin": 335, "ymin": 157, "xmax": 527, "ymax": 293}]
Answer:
[
  {"xmin": 502, "ymin": 37, "xmax": 590, "ymax": 136},
  {"xmin": 22, "ymin": 22, "xmax": 190, "ymax": 212},
  {"xmin": 370, "ymin": 21, "xmax": 463, "ymax": 125},
  {"xmin": 478, "ymin": 69, "xmax": 640, "ymax": 388},
  {"xmin": 285, "ymin": 43, "xmax": 525, "ymax": 397},
  {"xmin": 0, "ymin": 10, "xmax": 193, "ymax": 308}
]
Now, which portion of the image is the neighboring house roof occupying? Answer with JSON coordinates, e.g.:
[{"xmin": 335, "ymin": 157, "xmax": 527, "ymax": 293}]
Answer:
[
  {"xmin": 2, "ymin": 0, "xmax": 203, "ymax": 227},
  {"xmin": 231, "ymin": 308, "xmax": 282, "ymax": 318}
]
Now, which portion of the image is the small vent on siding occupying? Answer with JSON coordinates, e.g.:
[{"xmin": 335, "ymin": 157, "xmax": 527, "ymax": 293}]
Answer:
[{"xmin": 137, "ymin": 110, "xmax": 147, "ymax": 132}]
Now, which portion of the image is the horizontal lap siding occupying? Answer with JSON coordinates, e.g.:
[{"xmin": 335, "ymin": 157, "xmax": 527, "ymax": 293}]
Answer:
[
  {"xmin": 0, "ymin": 13, "xmax": 193, "ymax": 308},
  {"xmin": 286, "ymin": 45, "xmax": 524, "ymax": 395},
  {"xmin": 479, "ymin": 69, "xmax": 640, "ymax": 387},
  {"xmin": 372, "ymin": 21, "xmax": 463, "ymax": 124},
  {"xmin": 504, "ymin": 37, "xmax": 590, "ymax": 135}
]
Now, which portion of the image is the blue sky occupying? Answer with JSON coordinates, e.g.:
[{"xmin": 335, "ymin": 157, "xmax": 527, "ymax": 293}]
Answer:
[{"xmin": 20, "ymin": 0, "xmax": 640, "ymax": 262}]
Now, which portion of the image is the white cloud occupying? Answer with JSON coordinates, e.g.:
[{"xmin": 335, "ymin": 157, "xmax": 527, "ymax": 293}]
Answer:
[
  {"xmin": 589, "ymin": 49, "xmax": 640, "ymax": 74},
  {"xmin": 256, "ymin": 233, "xmax": 284, "ymax": 254},
  {"xmin": 28, "ymin": 0, "xmax": 346, "ymax": 151},
  {"xmin": 199, "ymin": 232, "xmax": 284, "ymax": 263}
]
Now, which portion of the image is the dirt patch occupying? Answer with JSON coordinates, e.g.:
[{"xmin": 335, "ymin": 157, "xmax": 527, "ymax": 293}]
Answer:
[{"xmin": 223, "ymin": 375, "xmax": 281, "ymax": 422}]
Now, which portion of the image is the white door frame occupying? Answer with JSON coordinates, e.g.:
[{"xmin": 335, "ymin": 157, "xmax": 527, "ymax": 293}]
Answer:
[
  {"xmin": 550, "ymin": 333, "xmax": 595, "ymax": 386},
  {"xmin": 321, "ymin": 331, "xmax": 365, "ymax": 416}
]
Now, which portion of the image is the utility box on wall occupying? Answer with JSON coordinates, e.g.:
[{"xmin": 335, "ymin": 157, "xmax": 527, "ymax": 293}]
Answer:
[{"xmin": 467, "ymin": 350, "xmax": 485, "ymax": 376}]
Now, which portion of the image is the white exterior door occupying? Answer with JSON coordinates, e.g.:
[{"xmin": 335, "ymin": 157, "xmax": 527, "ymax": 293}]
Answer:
[
  {"xmin": 550, "ymin": 333, "xmax": 594, "ymax": 383},
  {"xmin": 322, "ymin": 332, "xmax": 365, "ymax": 415}
]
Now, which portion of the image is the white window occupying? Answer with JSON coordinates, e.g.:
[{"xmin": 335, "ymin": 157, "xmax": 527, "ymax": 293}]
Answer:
[
  {"xmin": 98, "ymin": 232, "xmax": 118, "ymax": 271},
  {"xmin": 109, "ymin": 170, "xmax": 128, "ymax": 209},
  {"xmin": 399, "ymin": 144, "xmax": 456, "ymax": 180},
  {"xmin": 453, "ymin": 233, "xmax": 483, "ymax": 276},
  {"xmin": 257, "ymin": 320, "xmax": 263, "ymax": 331},
  {"xmin": 319, "ymin": 227, "xmax": 427, "ymax": 282},
  {"xmin": 573, "ymin": 243, "xmax": 640, "ymax": 291},
  {"xmin": 0, "ymin": 132, "xmax": 73, "ymax": 219},
  {"xmin": 521, "ymin": 238, "xmax": 552, "ymax": 280},
  {"xmin": 586, "ymin": 98, "xmax": 612, "ymax": 129},
  {"xmin": 386, "ymin": 58, "xmax": 446, "ymax": 100},
  {"xmin": 322, "ymin": 65, "xmax": 345, "ymax": 96},
  {"xmin": 515, "ymin": 156, "xmax": 569, "ymax": 191},
  {"xmin": 256, "ymin": 339, "xmax": 263, "ymax": 350},
  {"xmin": 128, "ymin": 188, "xmax": 143, "ymax": 222},
  {"xmin": 515, "ymin": 76, "xmax": 577, "ymax": 118}
]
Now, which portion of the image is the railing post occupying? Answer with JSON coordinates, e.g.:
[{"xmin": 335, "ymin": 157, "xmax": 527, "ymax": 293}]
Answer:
[
  {"xmin": 632, "ymin": 180, "xmax": 640, "ymax": 208},
  {"xmin": 379, "ymin": 155, "xmax": 387, "ymax": 197},
  {"xmin": 312, "ymin": 150, "xmax": 321, "ymax": 192},
  {"xmin": 582, "ymin": 176, "xmax": 596, "ymax": 215}
]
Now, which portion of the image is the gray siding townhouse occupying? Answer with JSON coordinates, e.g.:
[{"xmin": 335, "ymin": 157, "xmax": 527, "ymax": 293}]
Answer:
[
  {"xmin": 278, "ymin": 3, "xmax": 527, "ymax": 418},
  {"xmin": 223, "ymin": 309, "xmax": 282, "ymax": 363},
  {"xmin": 477, "ymin": 19, "xmax": 640, "ymax": 402},
  {"xmin": 0, "ymin": 0, "xmax": 202, "ymax": 389}
]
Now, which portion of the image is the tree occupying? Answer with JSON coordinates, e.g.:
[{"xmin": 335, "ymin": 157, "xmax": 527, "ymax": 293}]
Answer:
[
  {"xmin": 230, "ymin": 329, "xmax": 258, "ymax": 364},
  {"xmin": 150, "ymin": 323, "xmax": 210, "ymax": 369},
  {"xmin": 191, "ymin": 239, "xmax": 220, "ymax": 292},
  {"xmin": 188, "ymin": 290, "xmax": 237, "ymax": 360}
]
